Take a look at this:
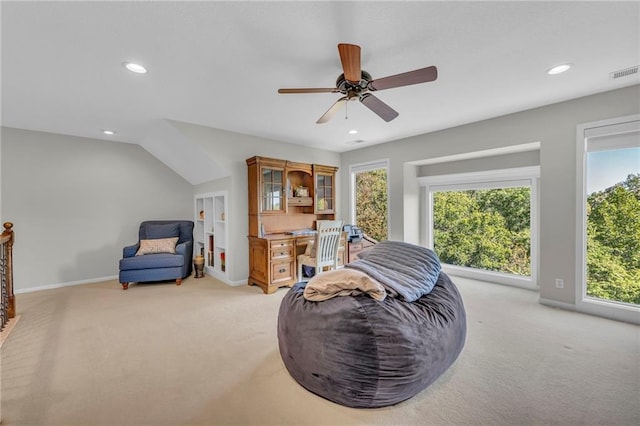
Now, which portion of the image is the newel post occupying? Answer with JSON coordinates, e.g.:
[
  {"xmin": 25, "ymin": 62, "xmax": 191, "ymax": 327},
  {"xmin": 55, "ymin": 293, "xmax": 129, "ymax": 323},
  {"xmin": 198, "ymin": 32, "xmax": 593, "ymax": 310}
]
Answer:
[{"xmin": 2, "ymin": 222, "xmax": 15, "ymax": 318}]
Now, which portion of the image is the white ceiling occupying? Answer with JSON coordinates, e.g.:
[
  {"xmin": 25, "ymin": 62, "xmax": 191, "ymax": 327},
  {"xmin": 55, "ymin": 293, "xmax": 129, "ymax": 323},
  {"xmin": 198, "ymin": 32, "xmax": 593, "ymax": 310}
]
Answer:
[{"xmin": 2, "ymin": 1, "xmax": 639, "ymax": 153}]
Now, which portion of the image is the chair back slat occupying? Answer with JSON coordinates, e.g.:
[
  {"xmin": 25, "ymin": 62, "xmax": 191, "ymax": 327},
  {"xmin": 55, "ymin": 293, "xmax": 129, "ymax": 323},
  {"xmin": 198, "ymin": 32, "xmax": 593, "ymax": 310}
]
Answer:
[{"xmin": 315, "ymin": 220, "xmax": 343, "ymax": 269}]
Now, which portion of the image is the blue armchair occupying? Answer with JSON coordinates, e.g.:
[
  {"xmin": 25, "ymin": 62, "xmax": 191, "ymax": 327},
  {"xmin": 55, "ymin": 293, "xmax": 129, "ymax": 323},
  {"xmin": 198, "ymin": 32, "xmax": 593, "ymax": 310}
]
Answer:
[{"xmin": 119, "ymin": 220, "xmax": 194, "ymax": 290}]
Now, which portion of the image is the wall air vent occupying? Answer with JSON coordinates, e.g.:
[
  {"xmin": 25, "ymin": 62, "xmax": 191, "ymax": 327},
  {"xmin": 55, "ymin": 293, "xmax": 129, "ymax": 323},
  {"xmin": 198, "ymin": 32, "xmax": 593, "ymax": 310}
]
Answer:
[{"xmin": 610, "ymin": 65, "xmax": 639, "ymax": 79}]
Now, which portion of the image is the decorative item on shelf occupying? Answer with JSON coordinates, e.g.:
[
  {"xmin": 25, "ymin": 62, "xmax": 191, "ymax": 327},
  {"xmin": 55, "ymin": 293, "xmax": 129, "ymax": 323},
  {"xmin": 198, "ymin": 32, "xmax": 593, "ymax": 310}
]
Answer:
[
  {"xmin": 295, "ymin": 186, "xmax": 309, "ymax": 197},
  {"xmin": 194, "ymin": 255, "xmax": 205, "ymax": 278},
  {"xmin": 199, "ymin": 210, "xmax": 204, "ymax": 220},
  {"xmin": 220, "ymin": 252, "xmax": 226, "ymax": 272},
  {"xmin": 208, "ymin": 235, "xmax": 214, "ymax": 266},
  {"xmin": 221, "ymin": 212, "xmax": 225, "ymax": 221}
]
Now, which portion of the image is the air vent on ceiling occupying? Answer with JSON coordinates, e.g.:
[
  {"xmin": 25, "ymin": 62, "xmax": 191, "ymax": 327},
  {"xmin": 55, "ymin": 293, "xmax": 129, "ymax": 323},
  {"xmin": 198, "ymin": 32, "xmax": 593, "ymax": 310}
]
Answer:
[{"xmin": 610, "ymin": 65, "xmax": 639, "ymax": 79}]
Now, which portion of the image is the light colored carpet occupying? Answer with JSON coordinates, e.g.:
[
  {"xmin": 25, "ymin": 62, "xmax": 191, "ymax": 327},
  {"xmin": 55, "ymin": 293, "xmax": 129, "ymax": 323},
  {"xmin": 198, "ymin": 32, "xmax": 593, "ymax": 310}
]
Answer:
[
  {"xmin": 1, "ymin": 275, "xmax": 638, "ymax": 426},
  {"xmin": 0, "ymin": 316, "xmax": 20, "ymax": 349}
]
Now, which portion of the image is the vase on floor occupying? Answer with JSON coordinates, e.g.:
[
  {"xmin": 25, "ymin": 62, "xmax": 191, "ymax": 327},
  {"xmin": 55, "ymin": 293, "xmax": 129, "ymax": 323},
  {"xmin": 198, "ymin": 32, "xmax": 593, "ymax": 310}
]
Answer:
[{"xmin": 194, "ymin": 255, "xmax": 205, "ymax": 278}]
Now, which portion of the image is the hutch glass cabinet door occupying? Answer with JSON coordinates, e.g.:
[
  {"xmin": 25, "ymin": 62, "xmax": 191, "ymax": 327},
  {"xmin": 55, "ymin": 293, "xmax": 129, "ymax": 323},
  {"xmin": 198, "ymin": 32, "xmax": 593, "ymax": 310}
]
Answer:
[
  {"xmin": 261, "ymin": 167, "xmax": 284, "ymax": 212},
  {"xmin": 314, "ymin": 169, "xmax": 335, "ymax": 213}
]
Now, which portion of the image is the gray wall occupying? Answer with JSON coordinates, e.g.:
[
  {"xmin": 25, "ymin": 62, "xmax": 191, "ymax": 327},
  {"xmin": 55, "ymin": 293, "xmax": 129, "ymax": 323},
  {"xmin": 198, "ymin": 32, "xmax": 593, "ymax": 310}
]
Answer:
[
  {"xmin": 1, "ymin": 127, "xmax": 193, "ymax": 292},
  {"xmin": 3, "ymin": 85, "xmax": 638, "ymax": 305},
  {"xmin": 340, "ymin": 85, "xmax": 640, "ymax": 307}
]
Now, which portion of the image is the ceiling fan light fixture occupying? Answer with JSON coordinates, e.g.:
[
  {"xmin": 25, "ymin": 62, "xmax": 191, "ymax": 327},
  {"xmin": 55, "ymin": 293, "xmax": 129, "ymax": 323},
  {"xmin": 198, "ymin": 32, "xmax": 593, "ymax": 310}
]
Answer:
[
  {"xmin": 123, "ymin": 62, "xmax": 147, "ymax": 74},
  {"xmin": 547, "ymin": 63, "xmax": 572, "ymax": 75}
]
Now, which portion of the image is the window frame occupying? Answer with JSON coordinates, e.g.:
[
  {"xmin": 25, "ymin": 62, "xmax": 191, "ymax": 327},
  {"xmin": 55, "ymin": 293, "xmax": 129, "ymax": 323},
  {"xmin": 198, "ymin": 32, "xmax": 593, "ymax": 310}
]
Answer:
[
  {"xmin": 349, "ymin": 159, "xmax": 390, "ymax": 237},
  {"xmin": 575, "ymin": 114, "xmax": 640, "ymax": 323},
  {"xmin": 419, "ymin": 166, "xmax": 540, "ymax": 290}
]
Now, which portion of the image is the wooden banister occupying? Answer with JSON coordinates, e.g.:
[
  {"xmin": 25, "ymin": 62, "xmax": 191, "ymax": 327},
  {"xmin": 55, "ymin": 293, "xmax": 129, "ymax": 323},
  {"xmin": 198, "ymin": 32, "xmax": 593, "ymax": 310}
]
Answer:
[{"xmin": 1, "ymin": 222, "xmax": 16, "ymax": 330}]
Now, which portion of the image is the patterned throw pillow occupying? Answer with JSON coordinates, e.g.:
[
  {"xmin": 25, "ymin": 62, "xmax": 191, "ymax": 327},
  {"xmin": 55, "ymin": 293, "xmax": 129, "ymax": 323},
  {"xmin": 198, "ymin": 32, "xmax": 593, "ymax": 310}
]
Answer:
[
  {"xmin": 304, "ymin": 240, "xmax": 317, "ymax": 258},
  {"xmin": 136, "ymin": 237, "xmax": 179, "ymax": 256}
]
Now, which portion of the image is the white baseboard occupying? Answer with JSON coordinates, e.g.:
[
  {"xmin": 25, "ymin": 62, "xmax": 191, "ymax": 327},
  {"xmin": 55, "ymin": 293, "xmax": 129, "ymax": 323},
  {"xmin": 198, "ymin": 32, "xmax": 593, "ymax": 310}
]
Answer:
[
  {"xmin": 14, "ymin": 275, "xmax": 119, "ymax": 294},
  {"xmin": 444, "ymin": 265, "xmax": 537, "ymax": 291},
  {"xmin": 540, "ymin": 297, "xmax": 640, "ymax": 325},
  {"xmin": 16, "ymin": 274, "xmax": 248, "ymax": 294},
  {"xmin": 206, "ymin": 271, "xmax": 246, "ymax": 287},
  {"xmin": 538, "ymin": 297, "xmax": 577, "ymax": 311}
]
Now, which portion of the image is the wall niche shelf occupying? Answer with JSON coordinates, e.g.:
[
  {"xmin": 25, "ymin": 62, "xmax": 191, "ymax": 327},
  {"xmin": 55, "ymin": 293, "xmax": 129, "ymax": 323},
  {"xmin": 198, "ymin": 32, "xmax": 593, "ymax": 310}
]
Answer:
[{"xmin": 194, "ymin": 191, "xmax": 228, "ymax": 281}]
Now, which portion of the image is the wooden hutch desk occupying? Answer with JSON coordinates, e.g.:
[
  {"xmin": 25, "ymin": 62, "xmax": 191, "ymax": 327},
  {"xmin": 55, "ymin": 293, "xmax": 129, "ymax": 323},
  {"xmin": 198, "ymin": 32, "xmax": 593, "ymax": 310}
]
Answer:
[{"xmin": 246, "ymin": 156, "xmax": 341, "ymax": 294}]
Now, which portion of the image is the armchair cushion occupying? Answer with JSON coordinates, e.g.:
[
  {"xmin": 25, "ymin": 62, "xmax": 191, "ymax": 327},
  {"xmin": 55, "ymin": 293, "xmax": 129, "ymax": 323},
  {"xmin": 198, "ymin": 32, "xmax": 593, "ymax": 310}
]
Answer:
[
  {"xmin": 120, "ymin": 253, "xmax": 184, "ymax": 271},
  {"xmin": 145, "ymin": 223, "xmax": 180, "ymax": 240},
  {"xmin": 139, "ymin": 221, "xmax": 193, "ymax": 245},
  {"xmin": 135, "ymin": 237, "xmax": 179, "ymax": 256}
]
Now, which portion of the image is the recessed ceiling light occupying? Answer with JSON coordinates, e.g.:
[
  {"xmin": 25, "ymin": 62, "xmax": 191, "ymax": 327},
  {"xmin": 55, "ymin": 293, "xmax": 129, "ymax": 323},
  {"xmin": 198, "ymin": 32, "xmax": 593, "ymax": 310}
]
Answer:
[
  {"xmin": 348, "ymin": 129, "xmax": 358, "ymax": 135},
  {"xmin": 123, "ymin": 62, "xmax": 147, "ymax": 74},
  {"xmin": 547, "ymin": 63, "xmax": 572, "ymax": 75},
  {"xmin": 102, "ymin": 130, "xmax": 115, "ymax": 135}
]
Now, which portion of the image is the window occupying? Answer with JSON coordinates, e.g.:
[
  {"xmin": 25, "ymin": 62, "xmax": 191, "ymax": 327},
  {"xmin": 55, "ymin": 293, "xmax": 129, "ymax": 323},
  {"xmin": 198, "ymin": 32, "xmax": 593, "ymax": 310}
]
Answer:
[
  {"xmin": 421, "ymin": 167, "xmax": 539, "ymax": 289},
  {"xmin": 350, "ymin": 160, "xmax": 389, "ymax": 241},
  {"xmin": 577, "ymin": 116, "xmax": 639, "ymax": 316},
  {"xmin": 433, "ymin": 187, "xmax": 531, "ymax": 275}
]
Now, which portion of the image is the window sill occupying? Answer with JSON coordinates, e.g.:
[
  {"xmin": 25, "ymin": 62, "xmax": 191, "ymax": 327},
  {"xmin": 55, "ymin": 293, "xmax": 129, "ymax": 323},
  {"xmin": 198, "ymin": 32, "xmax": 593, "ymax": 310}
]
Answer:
[{"xmin": 442, "ymin": 264, "xmax": 537, "ymax": 291}]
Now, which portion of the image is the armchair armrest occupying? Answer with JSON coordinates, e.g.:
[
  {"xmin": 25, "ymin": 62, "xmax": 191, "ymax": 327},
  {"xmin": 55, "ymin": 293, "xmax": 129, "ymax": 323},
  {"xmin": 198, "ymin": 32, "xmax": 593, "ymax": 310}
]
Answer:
[
  {"xmin": 123, "ymin": 243, "xmax": 139, "ymax": 258},
  {"xmin": 176, "ymin": 240, "xmax": 192, "ymax": 256}
]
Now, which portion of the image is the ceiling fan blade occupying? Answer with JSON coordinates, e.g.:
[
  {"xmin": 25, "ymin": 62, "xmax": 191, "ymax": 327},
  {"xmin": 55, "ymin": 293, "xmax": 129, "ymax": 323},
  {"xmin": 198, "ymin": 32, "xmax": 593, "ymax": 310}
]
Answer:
[
  {"xmin": 368, "ymin": 66, "xmax": 438, "ymax": 91},
  {"xmin": 338, "ymin": 43, "xmax": 361, "ymax": 84},
  {"xmin": 278, "ymin": 88, "xmax": 339, "ymax": 94},
  {"xmin": 317, "ymin": 96, "xmax": 348, "ymax": 124},
  {"xmin": 360, "ymin": 93, "xmax": 399, "ymax": 122}
]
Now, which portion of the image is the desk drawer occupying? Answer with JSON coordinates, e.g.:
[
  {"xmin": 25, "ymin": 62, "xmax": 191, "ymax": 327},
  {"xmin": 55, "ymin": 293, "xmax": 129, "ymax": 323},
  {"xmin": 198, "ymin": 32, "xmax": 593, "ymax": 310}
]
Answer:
[
  {"xmin": 350, "ymin": 242, "xmax": 363, "ymax": 252},
  {"xmin": 272, "ymin": 260, "xmax": 294, "ymax": 283},
  {"xmin": 271, "ymin": 247, "xmax": 293, "ymax": 259},
  {"xmin": 288, "ymin": 197, "xmax": 312, "ymax": 206},
  {"xmin": 270, "ymin": 240, "xmax": 294, "ymax": 259}
]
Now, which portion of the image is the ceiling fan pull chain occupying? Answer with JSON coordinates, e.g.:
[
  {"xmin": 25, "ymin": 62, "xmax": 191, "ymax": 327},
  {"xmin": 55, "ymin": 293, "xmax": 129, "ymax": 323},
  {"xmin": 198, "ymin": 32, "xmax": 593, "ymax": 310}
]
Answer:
[{"xmin": 345, "ymin": 100, "xmax": 348, "ymax": 120}]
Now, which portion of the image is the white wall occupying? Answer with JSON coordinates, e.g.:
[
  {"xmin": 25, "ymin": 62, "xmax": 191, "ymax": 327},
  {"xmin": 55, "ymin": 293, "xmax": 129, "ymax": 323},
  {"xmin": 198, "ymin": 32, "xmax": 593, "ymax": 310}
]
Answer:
[
  {"xmin": 340, "ymin": 85, "xmax": 640, "ymax": 309},
  {"xmin": 174, "ymin": 121, "xmax": 341, "ymax": 284},
  {"xmin": 1, "ymin": 127, "xmax": 194, "ymax": 292}
]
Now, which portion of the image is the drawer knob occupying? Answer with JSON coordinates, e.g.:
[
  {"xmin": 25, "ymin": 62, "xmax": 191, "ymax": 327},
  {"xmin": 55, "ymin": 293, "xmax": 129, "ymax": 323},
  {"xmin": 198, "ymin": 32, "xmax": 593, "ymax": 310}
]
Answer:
[{"xmin": 279, "ymin": 268, "xmax": 285, "ymax": 273}]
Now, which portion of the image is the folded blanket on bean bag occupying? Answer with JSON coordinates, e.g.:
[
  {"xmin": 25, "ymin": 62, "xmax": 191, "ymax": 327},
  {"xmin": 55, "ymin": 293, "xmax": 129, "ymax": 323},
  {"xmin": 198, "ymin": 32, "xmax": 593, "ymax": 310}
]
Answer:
[
  {"xmin": 303, "ymin": 269, "xmax": 387, "ymax": 301},
  {"xmin": 345, "ymin": 240, "xmax": 441, "ymax": 302}
]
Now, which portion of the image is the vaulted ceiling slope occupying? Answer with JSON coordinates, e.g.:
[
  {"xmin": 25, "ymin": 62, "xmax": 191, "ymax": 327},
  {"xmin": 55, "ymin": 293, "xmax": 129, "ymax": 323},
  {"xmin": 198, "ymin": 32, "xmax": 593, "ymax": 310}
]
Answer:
[{"xmin": 2, "ymin": 1, "xmax": 639, "ymax": 154}]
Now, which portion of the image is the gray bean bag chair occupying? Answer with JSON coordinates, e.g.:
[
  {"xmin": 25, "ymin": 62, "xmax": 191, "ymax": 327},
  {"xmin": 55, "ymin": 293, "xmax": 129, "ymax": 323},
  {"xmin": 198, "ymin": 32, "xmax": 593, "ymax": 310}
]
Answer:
[{"xmin": 277, "ymin": 241, "xmax": 466, "ymax": 408}]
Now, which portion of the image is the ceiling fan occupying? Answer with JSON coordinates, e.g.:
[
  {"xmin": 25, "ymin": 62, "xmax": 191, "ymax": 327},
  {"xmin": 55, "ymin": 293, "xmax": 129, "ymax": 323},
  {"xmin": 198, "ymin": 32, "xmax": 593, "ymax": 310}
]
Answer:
[{"xmin": 278, "ymin": 43, "xmax": 438, "ymax": 124}]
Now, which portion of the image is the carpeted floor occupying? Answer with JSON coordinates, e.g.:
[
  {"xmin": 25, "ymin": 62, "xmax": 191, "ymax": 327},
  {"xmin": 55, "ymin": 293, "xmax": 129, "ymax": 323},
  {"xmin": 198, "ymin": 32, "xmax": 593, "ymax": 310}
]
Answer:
[{"xmin": 1, "ymin": 275, "xmax": 638, "ymax": 425}]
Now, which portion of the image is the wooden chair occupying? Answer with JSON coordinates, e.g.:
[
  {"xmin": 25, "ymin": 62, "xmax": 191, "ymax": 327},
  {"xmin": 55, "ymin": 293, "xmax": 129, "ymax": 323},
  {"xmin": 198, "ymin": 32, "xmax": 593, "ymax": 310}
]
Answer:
[{"xmin": 297, "ymin": 220, "xmax": 344, "ymax": 282}]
